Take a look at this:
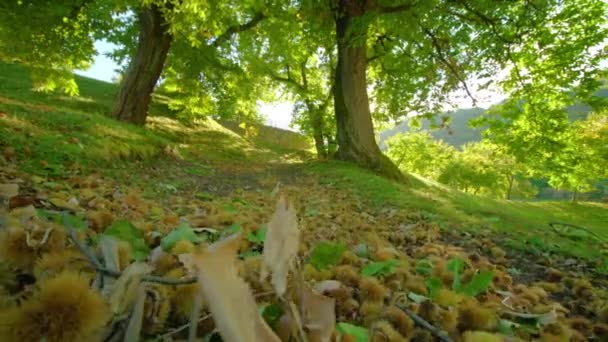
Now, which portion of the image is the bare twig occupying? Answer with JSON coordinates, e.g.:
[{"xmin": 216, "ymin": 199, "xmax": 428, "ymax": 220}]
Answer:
[
  {"xmin": 160, "ymin": 313, "xmax": 213, "ymax": 339},
  {"xmin": 63, "ymin": 214, "xmax": 197, "ymax": 286},
  {"xmin": 399, "ymin": 306, "xmax": 454, "ymax": 342}
]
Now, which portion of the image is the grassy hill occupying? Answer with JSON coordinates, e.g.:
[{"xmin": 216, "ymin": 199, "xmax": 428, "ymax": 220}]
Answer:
[
  {"xmin": 1, "ymin": 61, "xmax": 608, "ymax": 340},
  {"xmin": 1, "ymin": 61, "xmax": 606, "ymax": 254}
]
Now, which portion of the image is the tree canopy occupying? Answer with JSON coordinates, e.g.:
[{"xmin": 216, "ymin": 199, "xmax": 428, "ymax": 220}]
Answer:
[{"xmin": 1, "ymin": 0, "xmax": 606, "ymax": 180}]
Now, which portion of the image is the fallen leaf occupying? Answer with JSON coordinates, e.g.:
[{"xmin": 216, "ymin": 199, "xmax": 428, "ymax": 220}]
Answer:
[
  {"xmin": 261, "ymin": 195, "xmax": 300, "ymax": 296},
  {"xmin": 301, "ymin": 286, "xmax": 336, "ymax": 342},
  {"xmin": 104, "ymin": 262, "xmax": 152, "ymax": 315},
  {"xmin": 314, "ymin": 280, "xmax": 342, "ymax": 294},
  {"xmin": 190, "ymin": 234, "xmax": 280, "ymax": 342},
  {"xmin": 0, "ymin": 184, "xmax": 18, "ymax": 199}
]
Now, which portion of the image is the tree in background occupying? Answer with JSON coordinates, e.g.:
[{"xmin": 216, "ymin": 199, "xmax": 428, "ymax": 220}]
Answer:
[
  {"xmin": 386, "ymin": 133, "xmax": 537, "ymax": 199},
  {"xmin": 0, "ymin": 0, "xmax": 115, "ymax": 94},
  {"xmin": 539, "ymin": 111, "xmax": 608, "ymax": 201},
  {"xmin": 236, "ymin": 4, "xmax": 336, "ymax": 158},
  {"xmin": 385, "ymin": 131, "xmax": 454, "ymax": 179}
]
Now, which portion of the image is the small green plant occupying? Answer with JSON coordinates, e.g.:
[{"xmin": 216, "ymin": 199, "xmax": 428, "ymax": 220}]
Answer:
[
  {"xmin": 103, "ymin": 220, "xmax": 150, "ymax": 261},
  {"xmin": 40, "ymin": 209, "xmax": 87, "ymax": 230},
  {"xmin": 310, "ymin": 242, "xmax": 345, "ymax": 270},
  {"xmin": 160, "ymin": 222, "xmax": 202, "ymax": 251},
  {"xmin": 246, "ymin": 225, "xmax": 266, "ymax": 244},
  {"xmin": 360, "ymin": 259, "xmax": 400, "ymax": 277},
  {"xmin": 336, "ymin": 322, "xmax": 368, "ymax": 342},
  {"xmin": 415, "ymin": 259, "xmax": 433, "ymax": 275},
  {"xmin": 426, "ymin": 257, "xmax": 494, "ymax": 297}
]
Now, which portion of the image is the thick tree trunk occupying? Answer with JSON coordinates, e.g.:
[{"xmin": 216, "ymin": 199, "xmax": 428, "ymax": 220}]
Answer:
[
  {"xmin": 112, "ymin": 5, "xmax": 172, "ymax": 125},
  {"xmin": 332, "ymin": 11, "xmax": 403, "ymax": 180}
]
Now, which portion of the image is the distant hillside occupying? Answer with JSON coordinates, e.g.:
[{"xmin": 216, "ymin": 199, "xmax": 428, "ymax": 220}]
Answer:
[
  {"xmin": 378, "ymin": 107, "xmax": 486, "ymax": 150},
  {"xmin": 379, "ymin": 88, "xmax": 608, "ymax": 150}
]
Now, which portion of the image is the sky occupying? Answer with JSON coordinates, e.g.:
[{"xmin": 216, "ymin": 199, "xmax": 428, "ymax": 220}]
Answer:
[{"xmin": 75, "ymin": 40, "xmax": 508, "ymax": 132}]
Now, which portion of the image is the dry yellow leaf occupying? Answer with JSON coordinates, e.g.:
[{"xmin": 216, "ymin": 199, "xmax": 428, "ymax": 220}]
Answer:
[
  {"xmin": 261, "ymin": 195, "xmax": 300, "ymax": 296},
  {"xmin": 190, "ymin": 234, "xmax": 280, "ymax": 342},
  {"xmin": 301, "ymin": 286, "xmax": 336, "ymax": 342}
]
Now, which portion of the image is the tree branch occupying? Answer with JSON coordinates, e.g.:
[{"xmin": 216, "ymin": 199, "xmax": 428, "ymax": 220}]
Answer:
[
  {"xmin": 210, "ymin": 12, "xmax": 266, "ymax": 48},
  {"xmin": 267, "ymin": 71, "xmax": 306, "ymax": 92},
  {"xmin": 365, "ymin": 0, "xmax": 415, "ymax": 14},
  {"xmin": 416, "ymin": 23, "xmax": 477, "ymax": 105}
]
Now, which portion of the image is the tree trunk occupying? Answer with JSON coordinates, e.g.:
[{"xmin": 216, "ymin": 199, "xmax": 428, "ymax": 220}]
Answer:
[
  {"xmin": 111, "ymin": 5, "xmax": 172, "ymax": 125},
  {"xmin": 571, "ymin": 188, "xmax": 579, "ymax": 202},
  {"xmin": 306, "ymin": 101, "xmax": 327, "ymax": 158},
  {"xmin": 332, "ymin": 9, "xmax": 403, "ymax": 180},
  {"xmin": 506, "ymin": 174, "xmax": 514, "ymax": 200}
]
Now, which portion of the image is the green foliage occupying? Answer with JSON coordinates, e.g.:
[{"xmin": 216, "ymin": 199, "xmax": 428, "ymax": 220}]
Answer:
[
  {"xmin": 0, "ymin": 0, "xmax": 116, "ymax": 94},
  {"xmin": 260, "ymin": 303, "xmax": 283, "ymax": 329},
  {"xmin": 425, "ymin": 277, "xmax": 443, "ymax": 298},
  {"xmin": 426, "ymin": 257, "xmax": 494, "ymax": 298},
  {"xmin": 386, "ymin": 132, "xmax": 454, "ymax": 179},
  {"xmin": 160, "ymin": 222, "xmax": 202, "ymax": 251},
  {"xmin": 310, "ymin": 241, "xmax": 346, "ymax": 270},
  {"xmin": 415, "ymin": 259, "xmax": 434, "ymax": 276},
  {"xmin": 460, "ymin": 271, "xmax": 495, "ymax": 297},
  {"xmin": 336, "ymin": 322, "xmax": 368, "ymax": 342},
  {"xmin": 360, "ymin": 259, "xmax": 400, "ymax": 277},
  {"xmin": 246, "ymin": 225, "xmax": 266, "ymax": 244},
  {"xmin": 103, "ymin": 220, "xmax": 150, "ymax": 261},
  {"xmin": 39, "ymin": 210, "xmax": 87, "ymax": 230}
]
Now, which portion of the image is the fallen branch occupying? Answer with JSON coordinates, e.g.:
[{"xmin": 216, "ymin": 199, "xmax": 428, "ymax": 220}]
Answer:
[
  {"xmin": 63, "ymin": 214, "xmax": 196, "ymax": 285},
  {"xmin": 399, "ymin": 306, "xmax": 454, "ymax": 342}
]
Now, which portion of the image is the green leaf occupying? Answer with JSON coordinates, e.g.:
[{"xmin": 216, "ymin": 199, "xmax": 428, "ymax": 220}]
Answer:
[
  {"xmin": 304, "ymin": 208, "xmax": 321, "ymax": 217},
  {"xmin": 360, "ymin": 259, "xmax": 400, "ymax": 277},
  {"xmin": 195, "ymin": 192, "xmax": 214, "ymax": 201},
  {"xmin": 415, "ymin": 259, "xmax": 433, "ymax": 276},
  {"xmin": 246, "ymin": 225, "xmax": 266, "ymax": 244},
  {"xmin": 425, "ymin": 276, "xmax": 443, "ymax": 298},
  {"xmin": 103, "ymin": 220, "xmax": 150, "ymax": 261},
  {"xmin": 447, "ymin": 257, "xmax": 465, "ymax": 291},
  {"xmin": 460, "ymin": 271, "xmax": 494, "ymax": 296},
  {"xmin": 310, "ymin": 242, "xmax": 346, "ymax": 270},
  {"xmin": 497, "ymin": 319, "xmax": 518, "ymax": 336},
  {"xmin": 41, "ymin": 210, "xmax": 87, "ymax": 230},
  {"xmin": 224, "ymin": 223, "xmax": 242, "ymax": 235},
  {"xmin": 222, "ymin": 203, "xmax": 238, "ymax": 214},
  {"xmin": 260, "ymin": 303, "xmax": 283, "ymax": 329},
  {"xmin": 160, "ymin": 223, "xmax": 201, "ymax": 251},
  {"xmin": 336, "ymin": 322, "xmax": 368, "ymax": 342}
]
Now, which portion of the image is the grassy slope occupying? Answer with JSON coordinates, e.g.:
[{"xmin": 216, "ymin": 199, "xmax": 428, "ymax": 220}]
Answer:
[{"xmin": 1, "ymin": 61, "xmax": 606, "ymax": 262}]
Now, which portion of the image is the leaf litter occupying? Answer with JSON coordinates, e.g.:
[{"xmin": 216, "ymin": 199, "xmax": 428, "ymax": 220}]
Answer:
[{"xmin": 0, "ymin": 164, "xmax": 607, "ymax": 341}]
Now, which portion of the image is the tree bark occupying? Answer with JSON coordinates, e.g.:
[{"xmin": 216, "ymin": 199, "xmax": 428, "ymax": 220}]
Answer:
[
  {"xmin": 305, "ymin": 101, "xmax": 328, "ymax": 158},
  {"xmin": 112, "ymin": 4, "xmax": 172, "ymax": 125},
  {"xmin": 332, "ymin": 6, "xmax": 403, "ymax": 180},
  {"xmin": 506, "ymin": 174, "xmax": 514, "ymax": 200}
]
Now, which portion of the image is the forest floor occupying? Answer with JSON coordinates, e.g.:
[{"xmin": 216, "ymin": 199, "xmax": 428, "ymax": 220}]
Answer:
[{"xmin": 1, "ymin": 61, "xmax": 608, "ymax": 341}]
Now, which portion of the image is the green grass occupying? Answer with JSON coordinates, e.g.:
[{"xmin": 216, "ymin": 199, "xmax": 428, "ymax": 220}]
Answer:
[
  {"xmin": 0, "ymin": 62, "xmax": 297, "ymax": 179},
  {"xmin": 308, "ymin": 161, "xmax": 608, "ymax": 261},
  {"xmin": 1, "ymin": 60, "xmax": 607, "ymax": 263}
]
